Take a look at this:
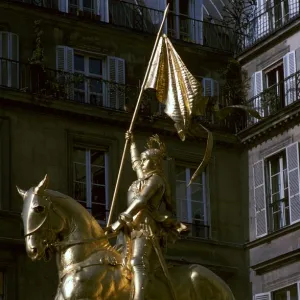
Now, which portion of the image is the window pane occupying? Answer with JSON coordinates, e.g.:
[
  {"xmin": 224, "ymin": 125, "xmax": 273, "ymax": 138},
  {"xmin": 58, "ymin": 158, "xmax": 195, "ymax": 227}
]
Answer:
[
  {"xmin": 74, "ymin": 162, "xmax": 86, "ymax": 182},
  {"xmin": 91, "ymin": 166, "xmax": 105, "ymax": 185},
  {"xmin": 83, "ymin": 0, "xmax": 93, "ymax": 10},
  {"xmin": 74, "ymin": 182, "xmax": 86, "ymax": 202},
  {"xmin": 90, "ymin": 150, "xmax": 105, "ymax": 166},
  {"xmin": 191, "ymin": 202, "xmax": 204, "ymax": 221},
  {"xmin": 74, "ymin": 54, "xmax": 84, "ymax": 72},
  {"xmin": 175, "ymin": 165, "xmax": 186, "ymax": 181},
  {"xmin": 73, "ymin": 147, "xmax": 86, "ymax": 164},
  {"xmin": 270, "ymin": 158, "xmax": 280, "ymax": 175},
  {"xmin": 271, "ymin": 174, "xmax": 280, "ymax": 194},
  {"xmin": 0, "ymin": 271, "xmax": 3, "ymax": 297},
  {"xmin": 89, "ymin": 58, "xmax": 102, "ymax": 76},
  {"xmin": 180, "ymin": 199, "xmax": 188, "ymax": 222},
  {"xmin": 176, "ymin": 181, "xmax": 186, "ymax": 199},
  {"xmin": 190, "ymin": 184, "xmax": 203, "ymax": 202},
  {"xmin": 1, "ymin": 60, "xmax": 8, "ymax": 86},
  {"xmin": 89, "ymin": 78, "xmax": 102, "ymax": 93},
  {"xmin": 92, "ymin": 203, "xmax": 106, "ymax": 222},
  {"xmin": 1, "ymin": 34, "xmax": 8, "ymax": 59},
  {"xmin": 92, "ymin": 185, "xmax": 106, "ymax": 204}
]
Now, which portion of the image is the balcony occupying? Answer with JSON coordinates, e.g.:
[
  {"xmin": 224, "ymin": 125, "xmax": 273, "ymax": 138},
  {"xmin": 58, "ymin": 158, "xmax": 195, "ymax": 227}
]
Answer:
[
  {"xmin": 244, "ymin": 70, "xmax": 300, "ymax": 128},
  {"xmin": 238, "ymin": 0, "xmax": 300, "ymax": 53},
  {"xmin": 0, "ymin": 58, "xmax": 139, "ymax": 111},
  {"xmin": 4, "ymin": 0, "xmax": 235, "ymax": 53}
]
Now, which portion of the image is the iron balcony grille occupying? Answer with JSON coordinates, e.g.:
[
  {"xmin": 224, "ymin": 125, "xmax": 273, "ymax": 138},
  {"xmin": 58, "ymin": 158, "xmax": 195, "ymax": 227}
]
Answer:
[
  {"xmin": 244, "ymin": 70, "xmax": 300, "ymax": 128},
  {"xmin": 5, "ymin": 0, "xmax": 235, "ymax": 53},
  {"xmin": 238, "ymin": 0, "xmax": 300, "ymax": 53},
  {"xmin": 0, "ymin": 58, "xmax": 140, "ymax": 111}
]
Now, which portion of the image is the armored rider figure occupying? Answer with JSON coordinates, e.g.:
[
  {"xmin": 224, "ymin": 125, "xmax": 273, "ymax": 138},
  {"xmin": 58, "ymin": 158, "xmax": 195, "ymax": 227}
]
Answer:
[{"xmin": 109, "ymin": 131, "xmax": 185, "ymax": 300}]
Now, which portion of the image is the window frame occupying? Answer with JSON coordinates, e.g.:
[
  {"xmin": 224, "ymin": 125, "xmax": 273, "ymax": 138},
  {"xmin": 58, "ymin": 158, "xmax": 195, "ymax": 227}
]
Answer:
[
  {"xmin": 74, "ymin": 52, "xmax": 106, "ymax": 105},
  {"xmin": 265, "ymin": 149, "xmax": 290, "ymax": 232},
  {"xmin": 73, "ymin": 146, "xmax": 109, "ymax": 224},
  {"xmin": 67, "ymin": 131, "xmax": 119, "ymax": 225},
  {"xmin": 175, "ymin": 162, "xmax": 210, "ymax": 238}
]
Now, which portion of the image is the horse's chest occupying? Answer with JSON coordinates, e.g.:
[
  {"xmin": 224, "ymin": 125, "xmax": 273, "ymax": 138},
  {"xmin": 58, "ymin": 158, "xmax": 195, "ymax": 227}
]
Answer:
[{"xmin": 59, "ymin": 265, "xmax": 129, "ymax": 300}]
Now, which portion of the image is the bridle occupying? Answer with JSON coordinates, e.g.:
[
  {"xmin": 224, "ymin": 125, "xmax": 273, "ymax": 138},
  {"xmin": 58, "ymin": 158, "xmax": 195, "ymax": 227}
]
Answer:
[{"xmin": 24, "ymin": 194, "xmax": 118, "ymax": 250}]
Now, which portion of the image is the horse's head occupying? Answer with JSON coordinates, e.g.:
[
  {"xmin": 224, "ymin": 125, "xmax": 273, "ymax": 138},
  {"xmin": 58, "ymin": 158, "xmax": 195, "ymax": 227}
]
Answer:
[{"xmin": 17, "ymin": 175, "xmax": 65, "ymax": 262}]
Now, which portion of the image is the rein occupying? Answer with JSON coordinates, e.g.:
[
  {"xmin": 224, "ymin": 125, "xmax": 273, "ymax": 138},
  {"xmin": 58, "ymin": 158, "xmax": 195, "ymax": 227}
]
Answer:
[{"xmin": 51, "ymin": 232, "xmax": 119, "ymax": 248}]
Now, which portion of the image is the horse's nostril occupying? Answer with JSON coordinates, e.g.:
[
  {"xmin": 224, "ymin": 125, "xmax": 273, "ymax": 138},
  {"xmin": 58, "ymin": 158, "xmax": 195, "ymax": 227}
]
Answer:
[{"xmin": 32, "ymin": 247, "xmax": 37, "ymax": 255}]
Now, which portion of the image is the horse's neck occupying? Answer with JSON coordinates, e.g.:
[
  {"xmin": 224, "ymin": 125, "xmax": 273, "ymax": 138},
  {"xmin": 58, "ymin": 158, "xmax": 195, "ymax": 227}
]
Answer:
[{"xmin": 53, "ymin": 197, "xmax": 112, "ymax": 270}]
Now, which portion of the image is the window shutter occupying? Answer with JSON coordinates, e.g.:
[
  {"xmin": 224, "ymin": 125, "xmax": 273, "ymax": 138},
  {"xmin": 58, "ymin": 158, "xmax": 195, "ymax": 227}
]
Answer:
[
  {"xmin": 286, "ymin": 142, "xmax": 300, "ymax": 224},
  {"xmin": 256, "ymin": 0, "xmax": 269, "ymax": 39},
  {"xmin": 252, "ymin": 71, "xmax": 263, "ymax": 120},
  {"xmin": 283, "ymin": 51, "xmax": 296, "ymax": 105},
  {"xmin": 289, "ymin": 0, "xmax": 299, "ymax": 19},
  {"xmin": 295, "ymin": 47, "xmax": 300, "ymax": 71},
  {"xmin": 56, "ymin": 46, "xmax": 74, "ymax": 72},
  {"xmin": 253, "ymin": 160, "xmax": 268, "ymax": 238},
  {"xmin": 107, "ymin": 56, "xmax": 125, "ymax": 110},
  {"xmin": 0, "ymin": 32, "xmax": 19, "ymax": 88},
  {"xmin": 56, "ymin": 46, "xmax": 74, "ymax": 100},
  {"xmin": 254, "ymin": 293, "xmax": 271, "ymax": 300},
  {"xmin": 189, "ymin": 0, "xmax": 203, "ymax": 44},
  {"xmin": 58, "ymin": 0, "xmax": 68, "ymax": 12},
  {"xmin": 213, "ymin": 80, "xmax": 219, "ymax": 97},
  {"xmin": 97, "ymin": 0, "xmax": 109, "ymax": 22},
  {"xmin": 203, "ymin": 78, "xmax": 212, "ymax": 96}
]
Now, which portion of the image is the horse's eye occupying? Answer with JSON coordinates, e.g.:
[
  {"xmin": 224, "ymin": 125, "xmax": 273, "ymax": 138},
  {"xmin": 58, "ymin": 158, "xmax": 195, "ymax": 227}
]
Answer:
[{"xmin": 33, "ymin": 206, "xmax": 45, "ymax": 213}]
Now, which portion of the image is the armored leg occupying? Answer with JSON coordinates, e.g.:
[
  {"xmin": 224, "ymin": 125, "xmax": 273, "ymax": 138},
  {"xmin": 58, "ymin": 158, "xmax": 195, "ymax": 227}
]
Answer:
[{"xmin": 130, "ymin": 237, "xmax": 152, "ymax": 300}]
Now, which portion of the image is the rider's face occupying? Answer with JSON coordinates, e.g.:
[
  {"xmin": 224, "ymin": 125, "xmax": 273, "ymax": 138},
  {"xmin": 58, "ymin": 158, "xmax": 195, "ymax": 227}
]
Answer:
[{"xmin": 140, "ymin": 154, "xmax": 155, "ymax": 174}]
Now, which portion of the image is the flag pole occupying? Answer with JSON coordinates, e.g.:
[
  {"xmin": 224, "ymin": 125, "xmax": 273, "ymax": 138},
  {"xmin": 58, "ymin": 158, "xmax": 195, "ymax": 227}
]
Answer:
[{"xmin": 107, "ymin": 4, "xmax": 170, "ymax": 226}]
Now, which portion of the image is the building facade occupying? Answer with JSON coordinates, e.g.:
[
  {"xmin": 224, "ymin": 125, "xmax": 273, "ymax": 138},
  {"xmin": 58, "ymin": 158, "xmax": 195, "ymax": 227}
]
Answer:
[
  {"xmin": 0, "ymin": 0, "xmax": 249, "ymax": 299},
  {"xmin": 238, "ymin": 0, "xmax": 300, "ymax": 299}
]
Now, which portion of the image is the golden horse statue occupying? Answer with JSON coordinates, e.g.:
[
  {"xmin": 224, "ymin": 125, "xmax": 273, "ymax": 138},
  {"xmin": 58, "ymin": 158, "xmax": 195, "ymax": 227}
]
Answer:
[{"xmin": 17, "ymin": 175, "xmax": 235, "ymax": 300}]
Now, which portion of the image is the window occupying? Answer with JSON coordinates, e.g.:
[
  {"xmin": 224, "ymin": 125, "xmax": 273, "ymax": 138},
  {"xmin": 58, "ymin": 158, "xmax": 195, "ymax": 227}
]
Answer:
[
  {"xmin": 249, "ymin": 50, "xmax": 298, "ymax": 123},
  {"xmin": 253, "ymin": 142, "xmax": 300, "ymax": 238},
  {"xmin": 202, "ymin": 78, "xmax": 219, "ymax": 97},
  {"xmin": 0, "ymin": 271, "xmax": 4, "ymax": 300},
  {"xmin": 273, "ymin": 284, "xmax": 298, "ymax": 300},
  {"xmin": 175, "ymin": 165, "xmax": 209, "ymax": 238},
  {"xmin": 265, "ymin": 150, "xmax": 290, "ymax": 231},
  {"xmin": 58, "ymin": 0, "xmax": 109, "ymax": 22},
  {"xmin": 167, "ymin": 0, "xmax": 203, "ymax": 44},
  {"xmin": 73, "ymin": 146, "xmax": 109, "ymax": 223},
  {"xmin": 254, "ymin": 283, "xmax": 299, "ymax": 300},
  {"xmin": 0, "ymin": 32, "xmax": 19, "ymax": 88},
  {"xmin": 74, "ymin": 54, "xmax": 104, "ymax": 106},
  {"xmin": 69, "ymin": 0, "xmax": 95, "ymax": 15},
  {"xmin": 56, "ymin": 46, "xmax": 125, "ymax": 110}
]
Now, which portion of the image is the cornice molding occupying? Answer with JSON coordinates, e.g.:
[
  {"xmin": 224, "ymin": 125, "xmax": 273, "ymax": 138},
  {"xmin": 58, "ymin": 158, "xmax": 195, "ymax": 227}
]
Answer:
[{"xmin": 251, "ymin": 248, "xmax": 300, "ymax": 275}]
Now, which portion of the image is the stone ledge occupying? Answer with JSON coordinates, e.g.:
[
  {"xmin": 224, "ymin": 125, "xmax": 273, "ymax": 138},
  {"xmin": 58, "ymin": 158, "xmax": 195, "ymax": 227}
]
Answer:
[
  {"xmin": 245, "ymin": 222, "xmax": 300, "ymax": 249},
  {"xmin": 251, "ymin": 248, "xmax": 300, "ymax": 275}
]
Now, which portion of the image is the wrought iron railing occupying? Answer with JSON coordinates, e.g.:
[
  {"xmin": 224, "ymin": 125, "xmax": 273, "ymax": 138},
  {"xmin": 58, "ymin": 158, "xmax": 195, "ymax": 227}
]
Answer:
[
  {"xmin": 0, "ymin": 58, "xmax": 246, "ymax": 133},
  {"xmin": 6, "ymin": 0, "xmax": 235, "ymax": 52},
  {"xmin": 181, "ymin": 222, "xmax": 210, "ymax": 239},
  {"xmin": 239, "ymin": 0, "xmax": 300, "ymax": 52},
  {"xmin": 0, "ymin": 58, "xmax": 140, "ymax": 111},
  {"xmin": 245, "ymin": 70, "xmax": 300, "ymax": 128}
]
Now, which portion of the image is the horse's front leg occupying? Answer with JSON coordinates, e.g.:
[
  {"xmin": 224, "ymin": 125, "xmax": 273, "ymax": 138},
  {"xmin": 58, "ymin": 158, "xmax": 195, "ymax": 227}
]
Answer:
[{"xmin": 54, "ymin": 287, "xmax": 65, "ymax": 300}]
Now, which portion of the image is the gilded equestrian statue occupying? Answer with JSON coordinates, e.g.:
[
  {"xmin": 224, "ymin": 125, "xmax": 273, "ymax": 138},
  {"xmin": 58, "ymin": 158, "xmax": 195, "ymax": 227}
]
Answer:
[{"xmin": 17, "ymin": 134, "xmax": 236, "ymax": 300}]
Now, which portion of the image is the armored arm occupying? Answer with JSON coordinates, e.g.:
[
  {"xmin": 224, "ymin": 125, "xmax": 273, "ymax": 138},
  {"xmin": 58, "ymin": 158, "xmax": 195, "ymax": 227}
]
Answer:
[
  {"xmin": 127, "ymin": 131, "xmax": 143, "ymax": 179},
  {"xmin": 119, "ymin": 175, "xmax": 163, "ymax": 223}
]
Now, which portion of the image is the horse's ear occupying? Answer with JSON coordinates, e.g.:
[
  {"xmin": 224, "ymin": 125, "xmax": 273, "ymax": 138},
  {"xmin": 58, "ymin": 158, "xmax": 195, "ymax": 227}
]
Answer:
[
  {"xmin": 34, "ymin": 174, "xmax": 49, "ymax": 194},
  {"xmin": 16, "ymin": 186, "xmax": 26, "ymax": 199}
]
